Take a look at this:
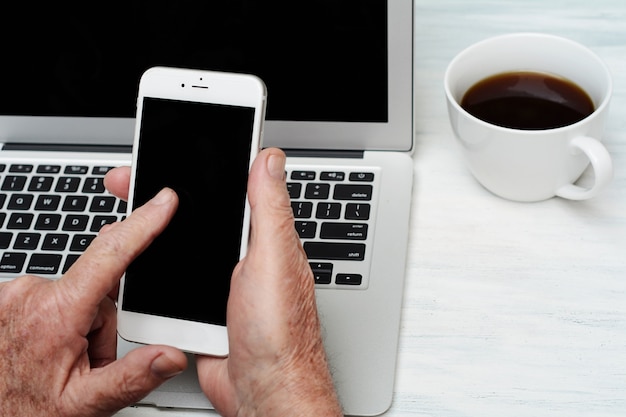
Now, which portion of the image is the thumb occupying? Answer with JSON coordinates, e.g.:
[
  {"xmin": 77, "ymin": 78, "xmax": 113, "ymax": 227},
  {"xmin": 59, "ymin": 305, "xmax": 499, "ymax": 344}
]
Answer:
[
  {"xmin": 245, "ymin": 147, "xmax": 310, "ymax": 276},
  {"xmin": 78, "ymin": 345, "xmax": 187, "ymax": 415},
  {"xmin": 246, "ymin": 147, "xmax": 295, "ymax": 239}
]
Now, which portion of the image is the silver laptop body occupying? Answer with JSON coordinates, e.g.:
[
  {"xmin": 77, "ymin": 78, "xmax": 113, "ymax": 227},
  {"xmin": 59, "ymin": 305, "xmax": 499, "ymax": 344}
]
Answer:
[{"xmin": 0, "ymin": 1, "xmax": 414, "ymax": 415}]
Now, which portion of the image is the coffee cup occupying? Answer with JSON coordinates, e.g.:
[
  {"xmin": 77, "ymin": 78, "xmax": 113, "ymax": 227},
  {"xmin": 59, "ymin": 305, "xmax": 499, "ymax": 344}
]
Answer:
[{"xmin": 444, "ymin": 32, "xmax": 613, "ymax": 202}]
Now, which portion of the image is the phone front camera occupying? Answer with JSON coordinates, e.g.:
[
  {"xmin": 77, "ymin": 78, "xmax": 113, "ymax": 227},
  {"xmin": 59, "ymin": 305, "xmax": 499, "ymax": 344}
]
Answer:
[{"xmin": 181, "ymin": 83, "xmax": 185, "ymax": 88}]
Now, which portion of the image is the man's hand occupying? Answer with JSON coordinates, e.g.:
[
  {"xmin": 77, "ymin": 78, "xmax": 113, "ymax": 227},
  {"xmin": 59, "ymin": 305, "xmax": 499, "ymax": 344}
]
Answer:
[
  {"xmin": 196, "ymin": 148, "xmax": 343, "ymax": 417},
  {"xmin": 0, "ymin": 188, "xmax": 187, "ymax": 417}
]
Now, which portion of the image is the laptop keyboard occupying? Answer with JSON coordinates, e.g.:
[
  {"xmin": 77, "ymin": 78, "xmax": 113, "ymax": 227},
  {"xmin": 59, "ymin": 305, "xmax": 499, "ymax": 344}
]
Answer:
[
  {"xmin": 286, "ymin": 164, "xmax": 379, "ymax": 289},
  {"xmin": 0, "ymin": 157, "xmax": 128, "ymax": 277},
  {"xmin": 0, "ymin": 156, "xmax": 377, "ymax": 290}
]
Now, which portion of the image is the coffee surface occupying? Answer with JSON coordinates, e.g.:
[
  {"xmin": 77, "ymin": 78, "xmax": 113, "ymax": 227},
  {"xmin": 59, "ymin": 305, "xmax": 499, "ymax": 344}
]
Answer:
[{"xmin": 461, "ymin": 71, "xmax": 594, "ymax": 130}]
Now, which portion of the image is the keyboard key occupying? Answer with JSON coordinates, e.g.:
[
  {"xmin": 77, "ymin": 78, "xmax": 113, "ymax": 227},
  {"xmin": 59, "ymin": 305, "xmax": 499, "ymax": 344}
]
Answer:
[
  {"xmin": 90, "ymin": 196, "xmax": 116, "ymax": 212},
  {"xmin": 27, "ymin": 254, "xmax": 62, "ymax": 275},
  {"xmin": 91, "ymin": 215, "xmax": 118, "ymax": 232},
  {"xmin": 345, "ymin": 203, "xmax": 370, "ymax": 220},
  {"xmin": 13, "ymin": 233, "xmax": 40, "ymax": 250},
  {"xmin": 333, "ymin": 184, "xmax": 372, "ymax": 200},
  {"xmin": 287, "ymin": 183, "xmax": 302, "ymax": 198},
  {"xmin": 315, "ymin": 203, "xmax": 341, "ymax": 219},
  {"xmin": 117, "ymin": 200, "xmax": 128, "ymax": 214},
  {"xmin": 348, "ymin": 172, "xmax": 375, "ymax": 182},
  {"xmin": 62, "ymin": 196, "xmax": 88, "ymax": 211},
  {"xmin": 35, "ymin": 214, "xmax": 62, "ymax": 230},
  {"xmin": 0, "ymin": 252, "xmax": 26, "ymax": 273},
  {"xmin": 7, "ymin": 194, "xmax": 33, "ymax": 210},
  {"xmin": 303, "ymin": 242, "xmax": 366, "ymax": 261},
  {"xmin": 63, "ymin": 215, "xmax": 89, "ymax": 231},
  {"xmin": 2, "ymin": 176, "xmax": 27, "ymax": 191},
  {"xmin": 7, "ymin": 213, "xmax": 34, "ymax": 229},
  {"xmin": 291, "ymin": 202, "xmax": 313, "ymax": 218},
  {"xmin": 35, "ymin": 195, "xmax": 61, "ymax": 211},
  {"xmin": 9, "ymin": 164, "xmax": 33, "ymax": 173},
  {"xmin": 320, "ymin": 223, "xmax": 368, "ymax": 240},
  {"xmin": 0, "ymin": 232, "xmax": 13, "ymax": 249},
  {"xmin": 336, "ymin": 273, "xmax": 363, "ymax": 285},
  {"xmin": 310, "ymin": 262, "xmax": 333, "ymax": 284},
  {"xmin": 304, "ymin": 183, "xmax": 330, "ymax": 199},
  {"xmin": 70, "ymin": 234, "xmax": 96, "ymax": 251},
  {"xmin": 82, "ymin": 177, "xmax": 106, "ymax": 193},
  {"xmin": 37, "ymin": 165, "xmax": 61, "ymax": 174},
  {"xmin": 64, "ymin": 166, "xmax": 88, "ymax": 174},
  {"xmin": 291, "ymin": 170, "xmax": 316, "ymax": 180},
  {"xmin": 42, "ymin": 234, "xmax": 69, "ymax": 251},
  {"xmin": 56, "ymin": 177, "xmax": 81, "ymax": 192},
  {"xmin": 28, "ymin": 176, "xmax": 54, "ymax": 191},
  {"xmin": 295, "ymin": 221, "xmax": 317, "ymax": 239},
  {"xmin": 93, "ymin": 166, "xmax": 115, "ymax": 175},
  {"xmin": 320, "ymin": 171, "xmax": 345, "ymax": 181}
]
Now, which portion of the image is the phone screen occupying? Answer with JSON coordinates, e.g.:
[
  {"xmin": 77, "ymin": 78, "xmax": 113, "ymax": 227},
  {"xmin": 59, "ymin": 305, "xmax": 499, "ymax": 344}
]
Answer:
[{"xmin": 122, "ymin": 96, "xmax": 255, "ymax": 326}]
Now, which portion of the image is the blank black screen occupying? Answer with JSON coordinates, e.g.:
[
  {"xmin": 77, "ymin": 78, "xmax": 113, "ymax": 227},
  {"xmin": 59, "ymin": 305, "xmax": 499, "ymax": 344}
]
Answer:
[
  {"xmin": 122, "ymin": 97, "xmax": 255, "ymax": 325},
  {"xmin": 0, "ymin": 1, "xmax": 387, "ymax": 122}
]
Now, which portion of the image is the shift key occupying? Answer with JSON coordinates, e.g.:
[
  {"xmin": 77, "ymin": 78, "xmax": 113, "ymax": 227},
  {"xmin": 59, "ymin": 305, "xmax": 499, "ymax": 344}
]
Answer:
[{"xmin": 303, "ymin": 242, "xmax": 365, "ymax": 261}]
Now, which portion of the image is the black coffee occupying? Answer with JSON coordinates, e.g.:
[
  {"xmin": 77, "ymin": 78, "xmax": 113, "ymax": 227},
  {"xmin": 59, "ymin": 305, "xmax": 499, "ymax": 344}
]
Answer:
[{"xmin": 460, "ymin": 71, "xmax": 595, "ymax": 130}]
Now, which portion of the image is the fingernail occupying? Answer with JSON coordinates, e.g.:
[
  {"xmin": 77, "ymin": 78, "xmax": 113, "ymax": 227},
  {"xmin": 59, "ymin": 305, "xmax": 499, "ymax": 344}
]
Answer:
[
  {"xmin": 267, "ymin": 153, "xmax": 286, "ymax": 180},
  {"xmin": 151, "ymin": 354, "xmax": 184, "ymax": 379},
  {"xmin": 150, "ymin": 188, "xmax": 174, "ymax": 206}
]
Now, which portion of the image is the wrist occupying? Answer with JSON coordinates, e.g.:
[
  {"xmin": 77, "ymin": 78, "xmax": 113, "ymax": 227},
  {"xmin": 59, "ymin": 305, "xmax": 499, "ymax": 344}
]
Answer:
[{"xmin": 239, "ymin": 347, "xmax": 343, "ymax": 417}]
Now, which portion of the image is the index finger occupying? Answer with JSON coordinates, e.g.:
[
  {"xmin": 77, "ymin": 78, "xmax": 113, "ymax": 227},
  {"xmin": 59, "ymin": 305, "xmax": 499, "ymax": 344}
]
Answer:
[
  {"xmin": 103, "ymin": 166, "xmax": 131, "ymax": 201},
  {"xmin": 57, "ymin": 188, "xmax": 178, "ymax": 315}
]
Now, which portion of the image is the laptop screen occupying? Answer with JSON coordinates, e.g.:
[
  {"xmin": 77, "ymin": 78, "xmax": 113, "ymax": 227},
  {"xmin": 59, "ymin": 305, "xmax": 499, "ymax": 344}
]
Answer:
[{"xmin": 0, "ymin": 1, "xmax": 387, "ymax": 123}]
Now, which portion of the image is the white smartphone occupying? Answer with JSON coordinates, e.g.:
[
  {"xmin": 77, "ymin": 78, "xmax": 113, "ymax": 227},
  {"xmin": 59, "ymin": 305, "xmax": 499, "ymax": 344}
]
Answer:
[{"xmin": 117, "ymin": 66, "xmax": 267, "ymax": 356}]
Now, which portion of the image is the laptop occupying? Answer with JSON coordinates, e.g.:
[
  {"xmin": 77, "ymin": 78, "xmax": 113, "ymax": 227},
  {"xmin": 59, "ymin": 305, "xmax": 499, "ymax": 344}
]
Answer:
[{"xmin": 0, "ymin": 1, "xmax": 414, "ymax": 415}]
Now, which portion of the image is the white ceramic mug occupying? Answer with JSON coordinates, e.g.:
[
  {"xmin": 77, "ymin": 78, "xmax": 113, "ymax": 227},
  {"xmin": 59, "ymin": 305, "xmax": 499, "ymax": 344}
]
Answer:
[{"xmin": 444, "ymin": 33, "xmax": 613, "ymax": 202}]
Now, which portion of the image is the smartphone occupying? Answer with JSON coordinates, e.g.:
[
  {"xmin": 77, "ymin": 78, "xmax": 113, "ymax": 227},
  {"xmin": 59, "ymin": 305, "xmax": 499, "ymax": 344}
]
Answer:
[{"xmin": 117, "ymin": 66, "xmax": 267, "ymax": 356}]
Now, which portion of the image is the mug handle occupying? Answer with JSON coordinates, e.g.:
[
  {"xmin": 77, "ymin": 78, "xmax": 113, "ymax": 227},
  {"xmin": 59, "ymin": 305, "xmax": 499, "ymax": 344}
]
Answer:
[{"xmin": 555, "ymin": 136, "xmax": 614, "ymax": 200}]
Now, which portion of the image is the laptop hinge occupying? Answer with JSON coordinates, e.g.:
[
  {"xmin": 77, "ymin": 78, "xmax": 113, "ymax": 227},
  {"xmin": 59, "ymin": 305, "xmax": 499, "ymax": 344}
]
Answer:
[
  {"xmin": 1, "ymin": 142, "xmax": 132, "ymax": 153},
  {"xmin": 281, "ymin": 149, "xmax": 364, "ymax": 159}
]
